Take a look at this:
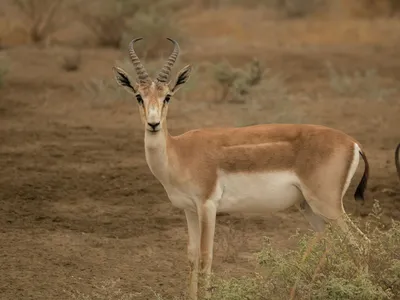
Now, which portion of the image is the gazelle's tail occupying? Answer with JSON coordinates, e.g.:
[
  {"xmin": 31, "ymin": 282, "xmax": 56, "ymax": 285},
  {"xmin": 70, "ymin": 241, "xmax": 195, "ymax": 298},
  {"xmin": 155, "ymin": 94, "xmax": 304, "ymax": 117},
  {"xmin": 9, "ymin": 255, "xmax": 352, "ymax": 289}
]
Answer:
[{"xmin": 354, "ymin": 148, "xmax": 369, "ymax": 202}]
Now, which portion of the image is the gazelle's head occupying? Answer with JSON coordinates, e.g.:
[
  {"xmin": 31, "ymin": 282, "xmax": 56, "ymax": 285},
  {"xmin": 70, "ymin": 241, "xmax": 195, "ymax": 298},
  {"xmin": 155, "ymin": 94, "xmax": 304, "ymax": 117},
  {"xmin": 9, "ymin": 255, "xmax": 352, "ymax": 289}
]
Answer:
[{"xmin": 112, "ymin": 38, "xmax": 192, "ymax": 133}]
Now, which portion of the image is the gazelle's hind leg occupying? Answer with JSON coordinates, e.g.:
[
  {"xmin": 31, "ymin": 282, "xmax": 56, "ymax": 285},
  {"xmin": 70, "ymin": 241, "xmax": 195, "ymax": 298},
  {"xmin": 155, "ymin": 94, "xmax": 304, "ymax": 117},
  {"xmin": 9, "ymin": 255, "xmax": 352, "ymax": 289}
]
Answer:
[
  {"xmin": 296, "ymin": 200, "xmax": 327, "ymax": 264},
  {"xmin": 301, "ymin": 187, "xmax": 368, "ymax": 254},
  {"xmin": 290, "ymin": 191, "xmax": 368, "ymax": 300},
  {"xmin": 298, "ymin": 199, "xmax": 326, "ymax": 233},
  {"xmin": 290, "ymin": 200, "xmax": 327, "ymax": 300},
  {"xmin": 300, "ymin": 143, "xmax": 369, "ymax": 253}
]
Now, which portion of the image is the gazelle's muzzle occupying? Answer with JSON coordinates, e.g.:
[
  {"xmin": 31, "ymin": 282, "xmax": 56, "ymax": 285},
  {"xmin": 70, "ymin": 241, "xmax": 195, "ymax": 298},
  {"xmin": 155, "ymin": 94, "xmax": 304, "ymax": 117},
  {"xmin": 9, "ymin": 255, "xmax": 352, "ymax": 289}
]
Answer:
[{"xmin": 146, "ymin": 104, "xmax": 161, "ymax": 132}]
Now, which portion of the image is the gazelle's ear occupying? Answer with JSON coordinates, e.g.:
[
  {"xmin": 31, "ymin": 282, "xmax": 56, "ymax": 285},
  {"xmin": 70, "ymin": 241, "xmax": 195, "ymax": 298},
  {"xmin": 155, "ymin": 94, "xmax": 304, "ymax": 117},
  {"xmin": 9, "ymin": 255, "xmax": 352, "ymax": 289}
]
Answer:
[
  {"xmin": 171, "ymin": 64, "xmax": 192, "ymax": 94},
  {"xmin": 112, "ymin": 66, "xmax": 136, "ymax": 94}
]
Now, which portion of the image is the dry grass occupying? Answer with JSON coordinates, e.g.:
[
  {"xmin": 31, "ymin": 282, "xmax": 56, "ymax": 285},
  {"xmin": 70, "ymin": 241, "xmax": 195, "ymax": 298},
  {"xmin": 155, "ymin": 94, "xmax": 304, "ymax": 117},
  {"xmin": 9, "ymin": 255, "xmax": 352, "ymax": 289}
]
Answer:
[
  {"xmin": 69, "ymin": 202, "xmax": 400, "ymax": 300},
  {"xmin": 65, "ymin": 279, "xmax": 138, "ymax": 300},
  {"xmin": 325, "ymin": 62, "xmax": 398, "ymax": 101},
  {"xmin": 140, "ymin": 201, "xmax": 398, "ymax": 300}
]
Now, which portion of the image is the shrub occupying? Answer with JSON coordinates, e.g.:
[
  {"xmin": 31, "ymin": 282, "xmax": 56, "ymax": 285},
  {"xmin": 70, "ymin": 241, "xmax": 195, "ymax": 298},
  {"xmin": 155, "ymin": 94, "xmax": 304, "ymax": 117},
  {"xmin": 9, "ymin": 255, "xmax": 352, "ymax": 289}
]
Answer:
[
  {"xmin": 12, "ymin": 0, "xmax": 67, "ymax": 44},
  {"xmin": 209, "ymin": 200, "xmax": 399, "ymax": 300},
  {"xmin": 212, "ymin": 58, "xmax": 306, "ymax": 125},
  {"xmin": 81, "ymin": 0, "xmax": 137, "ymax": 48},
  {"xmin": 213, "ymin": 58, "xmax": 264, "ymax": 103},
  {"xmin": 81, "ymin": 0, "xmax": 185, "ymax": 50}
]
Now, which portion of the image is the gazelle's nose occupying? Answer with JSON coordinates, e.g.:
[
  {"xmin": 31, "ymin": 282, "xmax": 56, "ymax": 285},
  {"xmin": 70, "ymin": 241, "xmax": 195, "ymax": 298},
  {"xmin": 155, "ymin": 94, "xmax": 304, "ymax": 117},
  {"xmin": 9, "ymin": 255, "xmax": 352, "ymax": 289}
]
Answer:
[{"xmin": 147, "ymin": 122, "xmax": 160, "ymax": 131}]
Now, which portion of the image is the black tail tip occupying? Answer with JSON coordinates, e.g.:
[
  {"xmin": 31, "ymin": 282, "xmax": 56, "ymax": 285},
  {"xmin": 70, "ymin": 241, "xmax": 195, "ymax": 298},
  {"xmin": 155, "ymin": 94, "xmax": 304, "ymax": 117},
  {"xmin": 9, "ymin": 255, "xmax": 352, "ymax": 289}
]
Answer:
[
  {"xmin": 354, "ymin": 149, "xmax": 369, "ymax": 204},
  {"xmin": 354, "ymin": 188, "xmax": 365, "ymax": 202},
  {"xmin": 354, "ymin": 175, "xmax": 367, "ymax": 203}
]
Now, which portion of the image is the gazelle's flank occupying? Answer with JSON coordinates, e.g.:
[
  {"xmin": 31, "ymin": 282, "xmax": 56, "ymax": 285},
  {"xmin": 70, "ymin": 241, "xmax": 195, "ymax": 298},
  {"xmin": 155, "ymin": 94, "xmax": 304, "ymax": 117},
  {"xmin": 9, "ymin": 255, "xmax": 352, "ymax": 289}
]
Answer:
[{"xmin": 113, "ymin": 38, "xmax": 370, "ymax": 300}]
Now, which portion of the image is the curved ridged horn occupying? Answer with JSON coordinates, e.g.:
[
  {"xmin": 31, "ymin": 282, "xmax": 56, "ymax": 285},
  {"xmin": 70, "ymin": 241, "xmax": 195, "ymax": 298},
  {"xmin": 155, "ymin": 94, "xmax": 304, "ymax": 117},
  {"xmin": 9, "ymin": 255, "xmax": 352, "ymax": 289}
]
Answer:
[
  {"xmin": 156, "ymin": 38, "xmax": 180, "ymax": 83},
  {"xmin": 128, "ymin": 38, "xmax": 150, "ymax": 83}
]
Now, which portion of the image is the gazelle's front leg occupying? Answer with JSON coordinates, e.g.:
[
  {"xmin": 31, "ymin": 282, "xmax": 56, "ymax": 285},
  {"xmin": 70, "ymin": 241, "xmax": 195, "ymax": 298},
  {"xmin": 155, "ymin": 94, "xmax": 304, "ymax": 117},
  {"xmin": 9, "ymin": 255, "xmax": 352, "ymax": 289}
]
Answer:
[
  {"xmin": 199, "ymin": 201, "xmax": 217, "ymax": 298},
  {"xmin": 185, "ymin": 209, "xmax": 200, "ymax": 300}
]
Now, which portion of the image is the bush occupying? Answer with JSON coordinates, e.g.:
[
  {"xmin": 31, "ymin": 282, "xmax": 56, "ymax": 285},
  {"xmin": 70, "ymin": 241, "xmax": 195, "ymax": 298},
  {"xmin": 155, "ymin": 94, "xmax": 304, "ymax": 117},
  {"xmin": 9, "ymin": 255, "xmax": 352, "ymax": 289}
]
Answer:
[
  {"xmin": 81, "ymin": 0, "xmax": 185, "ymax": 50},
  {"xmin": 209, "ymin": 200, "xmax": 400, "ymax": 300},
  {"xmin": 212, "ymin": 58, "xmax": 306, "ymax": 125},
  {"xmin": 81, "ymin": 0, "xmax": 138, "ymax": 48},
  {"xmin": 12, "ymin": 0, "xmax": 67, "ymax": 44},
  {"xmin": 213, "ymin": 58, "xmax": 264, "ymax": 103}
]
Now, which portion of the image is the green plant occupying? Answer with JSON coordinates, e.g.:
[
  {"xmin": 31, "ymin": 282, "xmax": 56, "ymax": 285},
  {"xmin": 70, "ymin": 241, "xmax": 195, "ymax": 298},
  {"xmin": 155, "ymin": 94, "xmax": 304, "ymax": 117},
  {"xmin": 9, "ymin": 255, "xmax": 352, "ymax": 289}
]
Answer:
[
  {"xmin": 208, "ymin": 200, "xmax": 399, "ymax": 300},
  {"xmin": 213, "ymin": 58, "xmax": 264, "ymax": 103},
  {"xmin": 212, "ymin": 58, "xmax": 306, "ymax": 125}
]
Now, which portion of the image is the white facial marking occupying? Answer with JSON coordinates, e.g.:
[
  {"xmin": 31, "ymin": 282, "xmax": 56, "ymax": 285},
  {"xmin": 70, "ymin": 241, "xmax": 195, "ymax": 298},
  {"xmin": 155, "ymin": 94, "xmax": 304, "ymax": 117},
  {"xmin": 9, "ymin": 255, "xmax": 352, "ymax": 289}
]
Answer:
[
  {"xmin": 147, "ymin": 105, "xmax": 159, "ymax": 124},
  {"xmin": 215, "ymin": 170, "xmax": 302, "ymax": 213}
]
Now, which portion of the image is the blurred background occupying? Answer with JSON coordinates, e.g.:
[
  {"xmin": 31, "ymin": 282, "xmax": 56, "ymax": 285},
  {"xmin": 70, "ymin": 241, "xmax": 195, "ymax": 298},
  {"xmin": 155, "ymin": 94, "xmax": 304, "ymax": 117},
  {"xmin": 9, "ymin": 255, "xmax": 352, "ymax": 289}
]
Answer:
[{"xmin": 0, "ymin": 0, "xmax": 399, "ymax": 299}]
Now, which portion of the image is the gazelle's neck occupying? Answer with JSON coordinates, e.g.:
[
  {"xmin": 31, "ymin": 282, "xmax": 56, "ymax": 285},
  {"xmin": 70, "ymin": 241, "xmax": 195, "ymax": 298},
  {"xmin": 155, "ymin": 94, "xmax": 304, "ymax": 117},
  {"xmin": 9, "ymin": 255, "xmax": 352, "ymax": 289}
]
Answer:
[{"xmin": 144, "ymin": 121, "xmax": 171, "ymax": 183}]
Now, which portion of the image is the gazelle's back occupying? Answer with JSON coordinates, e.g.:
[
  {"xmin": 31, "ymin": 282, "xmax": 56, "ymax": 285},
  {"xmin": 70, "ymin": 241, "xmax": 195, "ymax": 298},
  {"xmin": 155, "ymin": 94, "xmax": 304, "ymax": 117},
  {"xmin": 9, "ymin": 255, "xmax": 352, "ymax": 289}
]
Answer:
[{"xmin": 173, "ymin": 123, "xmax": 357, "ymax": 150}]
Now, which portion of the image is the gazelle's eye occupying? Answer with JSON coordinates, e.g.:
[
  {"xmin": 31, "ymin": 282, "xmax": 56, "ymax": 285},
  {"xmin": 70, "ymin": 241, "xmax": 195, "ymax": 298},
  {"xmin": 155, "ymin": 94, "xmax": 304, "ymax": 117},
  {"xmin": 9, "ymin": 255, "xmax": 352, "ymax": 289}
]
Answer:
[
  {"xmin": 164, "ymin": 95, "xmax": 171, "ymax": 103},
  {"xmin": 135, "ymin": 94, "xmax": 143, "ymax": 105}
]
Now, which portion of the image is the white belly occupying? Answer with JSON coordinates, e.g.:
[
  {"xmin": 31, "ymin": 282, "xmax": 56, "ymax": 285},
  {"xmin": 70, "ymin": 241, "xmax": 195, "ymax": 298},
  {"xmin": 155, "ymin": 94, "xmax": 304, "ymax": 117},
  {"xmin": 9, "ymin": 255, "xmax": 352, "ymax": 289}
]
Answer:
[{"xmin": 216, "ymin": 170, "xmax": 302, "ymax": 213}]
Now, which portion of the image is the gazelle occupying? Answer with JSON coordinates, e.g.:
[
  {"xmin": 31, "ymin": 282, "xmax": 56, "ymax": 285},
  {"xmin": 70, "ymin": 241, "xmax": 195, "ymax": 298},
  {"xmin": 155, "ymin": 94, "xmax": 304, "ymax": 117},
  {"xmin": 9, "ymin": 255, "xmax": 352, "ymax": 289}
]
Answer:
[
  {"xmin": 396, "ymin": 143, "xmax": 400, "ymax": 182},
  {"xmin": 113, "ymin": 38, "xmax": 371, "ymax": 300}
]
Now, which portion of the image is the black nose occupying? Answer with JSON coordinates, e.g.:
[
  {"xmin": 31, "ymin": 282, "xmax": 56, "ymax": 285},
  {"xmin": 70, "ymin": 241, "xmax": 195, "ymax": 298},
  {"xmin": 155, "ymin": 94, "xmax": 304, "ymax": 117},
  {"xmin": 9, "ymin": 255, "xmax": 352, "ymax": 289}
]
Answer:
[{"xmin": 147, "ymin": 122, "xmax": 160, "ymax": 130}]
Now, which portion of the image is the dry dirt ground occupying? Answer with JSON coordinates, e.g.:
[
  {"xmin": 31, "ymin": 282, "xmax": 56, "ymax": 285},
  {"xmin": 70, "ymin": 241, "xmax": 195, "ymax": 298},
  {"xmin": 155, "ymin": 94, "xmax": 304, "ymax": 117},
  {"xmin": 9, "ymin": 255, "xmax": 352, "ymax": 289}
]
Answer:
[{"xmin": 1, "ymin": 7, "xmax": 400, "ymax": 300}]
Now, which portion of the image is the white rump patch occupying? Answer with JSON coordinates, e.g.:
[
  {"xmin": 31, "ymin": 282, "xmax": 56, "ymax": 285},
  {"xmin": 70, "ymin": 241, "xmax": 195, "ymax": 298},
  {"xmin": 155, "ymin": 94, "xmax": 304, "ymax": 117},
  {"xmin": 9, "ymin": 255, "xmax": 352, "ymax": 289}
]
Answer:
[{"xmin": 341, "ymin": 143, "xmax": 361, "ymax": 199}]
